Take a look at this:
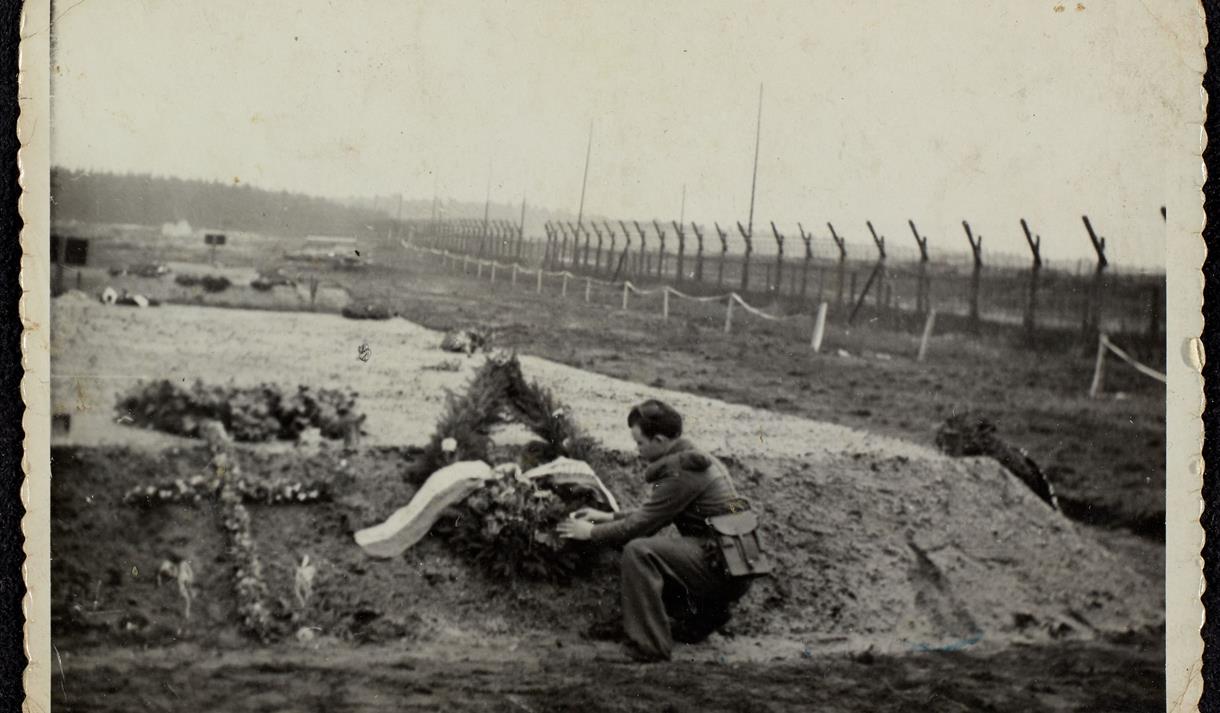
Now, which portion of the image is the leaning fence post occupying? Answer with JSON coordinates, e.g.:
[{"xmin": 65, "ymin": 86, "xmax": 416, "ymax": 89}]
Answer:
[
  {"xmin": 1081, "ymin": 215, "xmax": 1109, "ymax": 343},
  {"xmin": 962, "ymin": 221, "xmax": 984, "ymax": 332},
  {"xmin": 736, "ymin": 222, "xmax": 754, "ymax": 294},
  {"xmin": 908, "ymin": 219, "xmax": 930, "ymax": 314},
  {"xmin": 917, "ymin": 309, "xmax": 937, "ymax": 362},
  {"xmin": 1020, "ymin": 218, "xmax": 1042, "ymax": 335},
  {"xmin": 828, "ymin": 222, "xmax": 847, "ymax": 309},
  {"xmin": 724, "ymin": 294, "xmax": 735, "ymax": 333},
  {"xmin": 714, "ymin": 222, "xmax": 729, "ymax": 287},
  {"xmin": 622, "ymin": 282, "xmax": 630, "ymax": 310},
  {"xmin": 662, "ymin": 288, "xmax": 670, "ymax": 320},
  {"xmin": 770, "ymin": 222, "xmax": 786, "ymax": 297},
  {"xmin": 810, "ymin": 302, "xmax": 828, "ymax": 352},
  {"xmin": 1088, "ymin": 333, "xmax": 1108, "ymax": 397}
]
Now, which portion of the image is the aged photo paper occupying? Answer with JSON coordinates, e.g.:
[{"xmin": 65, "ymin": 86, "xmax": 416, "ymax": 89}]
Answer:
[{"xmin": 19, "ymin": 1, "xmax": 1206, "ymax": 710}]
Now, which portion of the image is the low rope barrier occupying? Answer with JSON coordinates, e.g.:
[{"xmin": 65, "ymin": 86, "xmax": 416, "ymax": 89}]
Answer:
[
  {"xmin": 402, "ymin": 242, "xmax": 838, "ymax": 350},
  {"xmin": 1089, "ymin": 333, "xmax": 1166, "ymax": 397}
]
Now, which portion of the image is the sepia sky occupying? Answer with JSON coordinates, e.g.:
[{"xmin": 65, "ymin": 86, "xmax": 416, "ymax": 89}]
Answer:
[{"xmin": 49, "ymin": 1, "xmax": 1199, "ymax": 268}]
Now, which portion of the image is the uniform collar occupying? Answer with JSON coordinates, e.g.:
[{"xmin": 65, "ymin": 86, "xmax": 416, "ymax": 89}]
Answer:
[{"xmin": 642, "ymin": 438, "xmax": 696, "ymax": 482}]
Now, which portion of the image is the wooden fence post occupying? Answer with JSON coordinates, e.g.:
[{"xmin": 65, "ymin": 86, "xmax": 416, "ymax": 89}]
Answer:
[
  {"xmin": 536, "ymin": 268, "xmax": 543, "ymax": 294},
  {"xmin": 1088, "ymin": 333, "xmax": 1107, "ymax": 397},
  {"xmin": 736, "ymin": 221, "xmax": 754, "ymax": 294},
  {"xmin": 724, "ymin": 295, "xmax": 735, "ymax": 333},
  {"xmin": 575, "ymin": 221, "xmax": 591, "ymax": 270},
  {"xmin": 714, "ymin": 222, "xmax": 729, "ymax": 287},
  {"xmin": 691, "ymin": 222, "xmax": 705, "ymax": 283},
  {"xmin": 1019, "ymin": 218, "xmax": 1043, "ymax": 335},
  {"xmin": 561, "ymin": 272, "xmax": 569, "ymax": 297},
  {"xmin": 590, "ymin": 221, "xmax": 605, "ymax": 275},
  {"xmin": 908, "ymin": 219, "xmax": 930, "ymax": 313},
  {"xmin": 1081, "ymin": 215, "xmax": 1109, "ymax": 342},
  {"xmin": 585, "ymin": 277, "xmax": 591, "ymax": 302},
  {"xmin": 866, "ymin": 221, "xmax": 887, "ymax": 310},
  {"xmin": 634, "ymin": 221, "xmax": 649, "ymax": 277},
  {"xmin": 672, "ymin": 220, "xmax": 687, "ymax": 284},
  {"xmin": 653, "ymin": 220, "xmax": 668, "ymax": 280},
  {"xmin": 797, "ymin": 223, "xmax": 813, "ymax": 302},
  {"xmin": 917, "ymin": 309, "xmax": 937, "ymax": 362},
  {"xmin": 770, "ymin": 222, "xmax": 786, "ymax": 297},
  {"xmin": 544, "ymin": 221, "xmax": 555, "ymax": 269},
  {"xmin": 828, "ymin": 222, "xmax": 847, "ymax": 309},
  {"xmin": 962, "ymin": 220, "xmax": 984, "ymax": 332},
  {"xmin": 557, "ymin": 222, "xmax": 570, "ymax": 269},
  {"xmin": 616, "ymin": 220, "xmax": 633, "ymax": 280},
  {"xmin": 604, "ymin": 220, "xmax": 617, "ymax": 277},
  {"xmin": 810, "ymin": 302, "xmax": 828, "ymax": 352},
  {"xmin": 662, "ymin": 288, "xmax": 670, "ymax": 320},
  {"xmin": 622, "ymin": 282, "xmax": 630, "ymax": 310}
]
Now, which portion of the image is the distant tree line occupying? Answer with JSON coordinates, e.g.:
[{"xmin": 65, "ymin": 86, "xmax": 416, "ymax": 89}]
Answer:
[{"xmin": 50, "ymin": 168, "xmax": 390, "ymax": 238}]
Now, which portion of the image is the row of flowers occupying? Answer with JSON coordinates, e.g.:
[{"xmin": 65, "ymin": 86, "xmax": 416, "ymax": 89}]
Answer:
[{"xmin": 123, "ymin": 474, "xmax": 331, "ymax": 507}]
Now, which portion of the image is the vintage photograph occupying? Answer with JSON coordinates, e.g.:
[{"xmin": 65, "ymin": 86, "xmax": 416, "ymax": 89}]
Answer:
[{"xmin": 22, "ymin": 1, "xmax": 1204, "ymax": 710}]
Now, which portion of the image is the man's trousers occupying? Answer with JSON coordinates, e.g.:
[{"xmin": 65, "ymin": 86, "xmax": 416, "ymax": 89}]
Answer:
[{"xmin": 620, "ymin": 535, "xmax": 751, "ymax": 660}]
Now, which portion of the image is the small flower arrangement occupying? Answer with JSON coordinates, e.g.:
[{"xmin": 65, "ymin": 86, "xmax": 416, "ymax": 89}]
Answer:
[
  {"xmin": 447, "ymin": 464, "xmax": 604, "ymax": 583},
  {"xmin": 115, "ymin": 380, "xmax": 365, "ymax": 443}
]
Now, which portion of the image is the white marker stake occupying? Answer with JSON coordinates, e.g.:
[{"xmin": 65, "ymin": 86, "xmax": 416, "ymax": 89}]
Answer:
[
  {"xmin": 585, "ymin": 278, "xmax": 591, "ymax": 302},
  {"xmin": 622, "ymin": 283, "xmax": 630, "ymax": 310},
  {"xmin": 1088, "ymin": 333, "xmax": 1107, "ymax": 398},
  {"xmin": 662, "ymin": 288, "xmax": 670, "ymax": 320},
  {"xmin": 916, "ymin": 309, "xmax": 937, "ymax": 362},
  {"xmin": 724, "ymin": 295, "xmax": 735, "ymax": 333},
  {"xmin": 810, "ymin": 302, "xmax": 828, "ymax": 352},
  {"xmin": 536, "ymin": 269, "xmax": 543, "ymax": 294},
  {"xmin": 561, "ymin": 274, "xmax": 568, "ymax": 297},
  {"xmin": 476, "ymin": 261, "xmax": 483, "ymax": 279}
]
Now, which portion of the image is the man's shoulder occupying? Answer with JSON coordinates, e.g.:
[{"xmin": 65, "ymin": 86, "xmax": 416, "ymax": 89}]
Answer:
[{"xmin": 663, "ymin": 444, "xmax": 726, "ymax": 476}]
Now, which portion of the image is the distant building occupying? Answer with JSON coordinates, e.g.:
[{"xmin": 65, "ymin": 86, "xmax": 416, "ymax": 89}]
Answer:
[{"xmin": 161, "ymin": 219, "xmax": 193, "ymax": 238}]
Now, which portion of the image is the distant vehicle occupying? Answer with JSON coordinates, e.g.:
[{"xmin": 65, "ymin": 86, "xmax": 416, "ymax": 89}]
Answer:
[{"xmin": 108, "ymin": 262, "xmax": 170, "ymax": 278}]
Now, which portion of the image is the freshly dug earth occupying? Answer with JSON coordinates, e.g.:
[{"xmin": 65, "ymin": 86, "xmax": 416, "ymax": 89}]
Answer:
[
  {"xmin": 335, "ymin": 260, "xmax": 1166, "ymax": 539},
  {"xmin": 51, "ymin": 299, "xmax": 1162, "ymax": 656}
]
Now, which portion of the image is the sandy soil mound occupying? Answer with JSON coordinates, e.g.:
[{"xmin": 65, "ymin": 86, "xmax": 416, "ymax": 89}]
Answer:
[{"xmin": 50, "ymin": 301, "xmax": 1161, "ymax": 653}]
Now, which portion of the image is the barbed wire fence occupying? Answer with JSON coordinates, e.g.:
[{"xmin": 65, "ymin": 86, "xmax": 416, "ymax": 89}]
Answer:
[{"xmin": 401, "ymin": 215, "xmax": 1163, "ymax": 338}]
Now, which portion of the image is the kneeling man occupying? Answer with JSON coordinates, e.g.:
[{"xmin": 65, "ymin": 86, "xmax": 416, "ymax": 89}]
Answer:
[{"xmin": 557, "ymin": 399, "xmax": 757, "ymax": 662}]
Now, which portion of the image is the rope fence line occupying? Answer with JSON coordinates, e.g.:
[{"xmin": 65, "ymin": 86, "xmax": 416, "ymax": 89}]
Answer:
[
  {"xmin": 1088, "ymin": 333, "xmax": 1167, "ymax": 398},
  {"xmin": 402, "ymin": 240, "xmax": 1171, "ymax": 395},
  {"xmin": 413, "ymin": 242, "xmax": 803, "ymax": 324},
  {"xmin": 405, "ymin": 240, "xmax": 1167, "ymax": 396}
]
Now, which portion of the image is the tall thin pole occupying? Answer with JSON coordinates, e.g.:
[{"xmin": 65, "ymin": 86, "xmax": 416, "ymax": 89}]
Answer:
[
  {"xmin": 576, "ymin": 120, "xmax": 594, "ymax": 231},
  {"xmin": 747, "ymin": 83, "xmax": 764, "ymax": 237}
]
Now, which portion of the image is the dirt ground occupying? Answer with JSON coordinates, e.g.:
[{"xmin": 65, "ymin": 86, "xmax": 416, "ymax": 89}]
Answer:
[
  {"xmin": 48, "ymin": 241, "xmax": 1167, "ymax": 711},
  {"xmin": 339, "ymin": 257, "xmax": 1167, "ymax": 541}
]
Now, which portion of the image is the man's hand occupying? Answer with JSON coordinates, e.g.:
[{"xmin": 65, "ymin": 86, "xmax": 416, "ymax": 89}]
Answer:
[
  {"xmin": 556, "ymin": 518, "xmax": 595, "ymax": 540},
  {"xmin": 570, "ymin": 507, "xmax": 614, "ymax": 523}
]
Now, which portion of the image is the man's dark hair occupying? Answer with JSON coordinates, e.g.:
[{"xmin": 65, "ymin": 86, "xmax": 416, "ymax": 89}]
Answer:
[{"xmin": 627, "ymin": 399, "xmax": 683, "ymax": 440}]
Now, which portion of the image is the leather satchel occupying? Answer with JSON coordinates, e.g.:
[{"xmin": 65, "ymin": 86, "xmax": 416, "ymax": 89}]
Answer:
[{"xmin": 705, "ymin": 510, "xmax": 773, "ymax": 578}]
